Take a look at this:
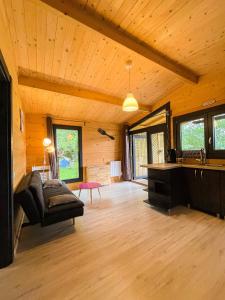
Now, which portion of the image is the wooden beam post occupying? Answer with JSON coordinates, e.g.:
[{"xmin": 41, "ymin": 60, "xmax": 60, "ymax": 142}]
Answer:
[
  {"xmin": 18, "ymin": 70, "xmax": 151, "ymax": 112},
  {"xmin": 40, "ymin": 0, "xmax": 199, "ymax": 84}
]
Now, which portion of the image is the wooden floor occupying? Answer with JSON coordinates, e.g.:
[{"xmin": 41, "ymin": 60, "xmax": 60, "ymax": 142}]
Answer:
[{"xmin": 1, "ymin": 182, "xmax": 225, "ymax": 300}]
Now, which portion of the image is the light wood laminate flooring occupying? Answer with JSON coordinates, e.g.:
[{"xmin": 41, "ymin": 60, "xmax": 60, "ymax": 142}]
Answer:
[{"xmin": 1, "ymin": 182, "xmax": 225, "ymax": 300}]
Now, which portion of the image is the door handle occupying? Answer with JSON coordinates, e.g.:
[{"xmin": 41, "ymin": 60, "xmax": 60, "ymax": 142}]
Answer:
[{"xmin": 201, "ymin": 170, "xmax": 203, "ymax": 179}]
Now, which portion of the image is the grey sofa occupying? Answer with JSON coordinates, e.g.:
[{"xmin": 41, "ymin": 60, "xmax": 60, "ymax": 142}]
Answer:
[{"xmin": 14, "ymin": 171, "xmax": 84, "ymax": 227}]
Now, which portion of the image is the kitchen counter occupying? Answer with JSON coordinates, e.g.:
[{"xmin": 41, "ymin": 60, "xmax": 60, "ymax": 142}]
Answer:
[
  {"xmin": 141, "ymin": 163, "xmax": 225, "ymax": 171},
  {"xmin": 142, "ymin": 162, "xmax": 225, "ymax": 217},
  {"xmin": 141, "ymin": 163, "xmax": 181, "ymax": 170}
]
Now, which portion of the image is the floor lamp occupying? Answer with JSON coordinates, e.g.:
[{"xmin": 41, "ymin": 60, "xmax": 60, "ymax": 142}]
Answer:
[{"xmin": 43, "ymin": 137, "xmax": 52, "ymax": 180}]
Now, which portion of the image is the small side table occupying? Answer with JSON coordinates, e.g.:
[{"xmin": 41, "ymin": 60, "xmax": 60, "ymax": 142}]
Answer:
[{"xmin": 78, "ymin": 182, "xmax": 101, "ymax": 204}]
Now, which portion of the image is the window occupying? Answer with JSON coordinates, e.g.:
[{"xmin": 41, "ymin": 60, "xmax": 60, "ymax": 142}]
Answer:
[
  {"xmin": 180, "ymin": 118, "xmax": 205, "ymax": 151},
  {"xmin": 212, "ymin": 113, "xmax": 225, "ymax": 150},
  {"xmin": 54, "ymin": 125, "xmax": 82, "ymax": 183},
  {"xmin": 174, "ymin": 104, "xmax": 225, "ymax": 158}
]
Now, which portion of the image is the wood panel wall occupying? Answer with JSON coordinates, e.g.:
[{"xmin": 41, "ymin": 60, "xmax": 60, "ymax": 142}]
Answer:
[
  {"xmin": 25, "ymin": 114, "xmax": 122, "ymax": 189},
  {"xmin": 152, "ymin": 70, "xmax": 225, "ymax": 164},
  {"xmin": 0, "ymin": 2, "xmax": 27, "ymax": 241}
]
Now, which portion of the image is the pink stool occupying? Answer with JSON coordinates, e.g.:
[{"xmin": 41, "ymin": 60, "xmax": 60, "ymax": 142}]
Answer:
[{"xmin": 78, "ymin": 182, "xmax": 101, "ymax": 204}]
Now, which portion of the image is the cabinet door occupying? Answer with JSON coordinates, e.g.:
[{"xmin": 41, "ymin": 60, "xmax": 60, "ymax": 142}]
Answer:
[
  {"xmin": 201, "ymin": 170, "xmax": 220, "ymax": 214},
  {"xmin": 184, "ymin": 168, "xmax": 202, "ymax": 209}
]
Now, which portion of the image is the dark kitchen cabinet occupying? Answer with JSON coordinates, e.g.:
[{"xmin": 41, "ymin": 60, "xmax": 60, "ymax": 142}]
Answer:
[
  {"xmin": 184, "ymin": 168, "xmax": 220, "ymax": 216},
  {"xmin": 184, "ymin": 168, "xmax": 202, "ymax": 209},
  {"xmin": 147, "ymin": 168, "xmax": 186, "ymax": 211}
]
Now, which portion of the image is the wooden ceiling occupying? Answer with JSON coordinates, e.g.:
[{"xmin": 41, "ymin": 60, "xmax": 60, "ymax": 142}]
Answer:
[
  {"xmin": 20, "ymin": 85, "xmax": 142, "ymax": 123},
  {"xmin": 4, "ymin": 0, "xmax": 225, "ymax": 123}
]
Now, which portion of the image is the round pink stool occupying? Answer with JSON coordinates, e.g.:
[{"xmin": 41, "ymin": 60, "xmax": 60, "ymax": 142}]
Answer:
[{"xmin": 78, "ymin": 182, "xmax": 101, "ymax": 204}]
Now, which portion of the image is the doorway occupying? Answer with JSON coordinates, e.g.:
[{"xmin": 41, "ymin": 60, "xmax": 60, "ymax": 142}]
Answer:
[
  {"xmin": 0, "ymin": 51, "xmax": 13, "ymax": 268},
  {"xmin": 129, "ymin": 103, "xmax": 171, "ymax": 184},
  {"xmin": 132, "ymin": 132, "xmax": 148, "ymax": 180}
]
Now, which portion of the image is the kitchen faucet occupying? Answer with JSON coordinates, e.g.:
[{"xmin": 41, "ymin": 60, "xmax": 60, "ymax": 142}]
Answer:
[{"xmin": 199, "ymin": 148, "xmax": 206, "ymax": 165}]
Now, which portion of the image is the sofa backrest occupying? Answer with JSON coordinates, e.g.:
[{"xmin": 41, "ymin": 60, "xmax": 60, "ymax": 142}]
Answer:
[
  {"xmin": 29, "ymin": 171, "xmax": 46, "ymax": 218},
  {"xmin": 14, "ymin": 172, "xmax": 41, "ymax": 224}
]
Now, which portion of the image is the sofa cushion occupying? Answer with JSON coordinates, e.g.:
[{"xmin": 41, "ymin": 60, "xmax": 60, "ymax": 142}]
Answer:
[
  {"xmin": 43, "ymin": 179, "xmax": 63, "ymax": 189},
  {"xmin": 29, "ymin": 171, "xmax": 46, "ymax": 217},
  {"xmin": 48, "ymin": 193, "xmax": 80, "ymax": 208},
  {"xmin": 46, "ymin": 198, "xmax": 84, "ymax": 215},
  {"xmin": 43, "ymin": 181, "xmax": 73, "ymax": 201}
]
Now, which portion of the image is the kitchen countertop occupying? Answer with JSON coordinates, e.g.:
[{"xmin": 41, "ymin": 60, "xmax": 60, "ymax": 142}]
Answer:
[
  {"xmin": 141, "ymin": 163, "xmax": 181, "ymax": 170},
  {"xmin": 141, "ymin": 163, "xmax": 225, "ymax": 171}
]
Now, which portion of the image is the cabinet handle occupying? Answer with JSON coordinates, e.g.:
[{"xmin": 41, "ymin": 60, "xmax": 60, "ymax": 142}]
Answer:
[
  {"xmin": 195, "ymin": 169, "xmax": 197, "ymax": 177},
  {"xmin": 201, "ymin": 170, "xmax": 203, "ymax": 179}
]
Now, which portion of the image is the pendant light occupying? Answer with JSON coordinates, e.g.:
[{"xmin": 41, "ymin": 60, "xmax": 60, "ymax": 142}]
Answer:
[{"xmin": 122, "ymin": 60, "xmax": 139, "ymax": 112}]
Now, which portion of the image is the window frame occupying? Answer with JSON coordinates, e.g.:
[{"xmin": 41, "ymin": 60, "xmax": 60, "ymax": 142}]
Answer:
[
  {"xmin": 53, "ymin": 124, "xmax": 83, "ymax": 183},
  {"xmin": 174, "ymin": 104, "xmax": 225, "ymax": 159},
  {"xmin": 208, "ymin": 106, "xmax": 225, "ymax": 158}
]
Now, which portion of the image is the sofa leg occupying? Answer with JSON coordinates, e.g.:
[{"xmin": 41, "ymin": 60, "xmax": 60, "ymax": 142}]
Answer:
[
  {"xmin": 98, "ymin": 187, "xmax": 101, "ymax": 198},
  {"xmin": 90, "ymin": 189, "xmax": 93, "ymax": 204},
  {"xmin": 72, "ymin": 218, "xmax": 75, "ymax": 226}
]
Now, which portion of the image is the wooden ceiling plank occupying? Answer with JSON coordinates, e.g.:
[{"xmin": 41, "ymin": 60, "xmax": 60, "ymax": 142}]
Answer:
[
  {"xmin": 51, "ymin": 16, "xmax": 68, "ymax": 76},
  {"xmin": 3, "ymin": 0, "xmax": 19, "ymax": 67},
  {"xmin": 36, "ymin": 3, "xmax": 47, "ymax": 73},
  {"xmin": 18, "ymin": 70, "xmax": 151, "ymax": 112},
  {"xmin": 44, "ymin": 11, "xmax": 58, "ymax": 75},
  {"xmin": 64, "ymin": 23, "xmax": 87, "ymax": 81},
  {"xmin": 80, "ymin": 38, "xmax": 109, "ymax": 87},
  {"xmin": 11, "ymin": 0, "xmax": 29, "ymax": 69},
  {"xmin": 58, "ymin": 20, "xmax": 76, "ymax": 79},
  {"xmin": 40, "ymin": 0, "xmax": 199, "ymax": 83}
]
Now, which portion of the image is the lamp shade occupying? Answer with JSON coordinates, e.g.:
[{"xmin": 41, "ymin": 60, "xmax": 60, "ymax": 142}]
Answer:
[
  {"xmin": 43, "ymin": 137, "xmax": 52, "ymax": 147},
  {"xmin": 122, "ymin": 93, "xmax": 139, "ymax": 112}
]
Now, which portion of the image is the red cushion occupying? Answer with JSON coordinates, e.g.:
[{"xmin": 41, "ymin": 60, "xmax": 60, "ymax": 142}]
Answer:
[{"xmin": 79, "ymin": 182, "xmax": 101, "ymax": 189}]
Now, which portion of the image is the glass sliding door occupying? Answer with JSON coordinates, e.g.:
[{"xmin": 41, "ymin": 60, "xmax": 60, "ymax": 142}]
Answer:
[
  {"xmin": 54, "ymin": 125, "xmax": 83, "ymax": 183},
  {"xmin": 132, "ymin": 132, "xmax": 148, "ymax": 179},
  {"xmin": 150, "ymin": 132, "xmax": 165, "ymax": 163}
]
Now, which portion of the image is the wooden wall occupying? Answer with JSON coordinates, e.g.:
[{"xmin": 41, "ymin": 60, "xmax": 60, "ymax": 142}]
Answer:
[
  {"xmin": 0, "ymin": 2, "xmax": 27, "ymax": 240},
  {"xmin": 153, "ymin": 70, "xmax": 225, "ymax": 119},
  {"xmin": 152, "ymin": 70, "xmax": 225, "ymax": 163},
  {"xmin": 25, "ymin": 114, "xmax": 122, "ymax": 189}
]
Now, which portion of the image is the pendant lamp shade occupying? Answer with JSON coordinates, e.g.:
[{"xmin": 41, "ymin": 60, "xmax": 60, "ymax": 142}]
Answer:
[
  {"xmin": 122, "ymin": 60, "xmax": 139, "ymax": 112},
  {"xmin": 122, "ymin": 93, "xmax": 139, "ymax": 112}
]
